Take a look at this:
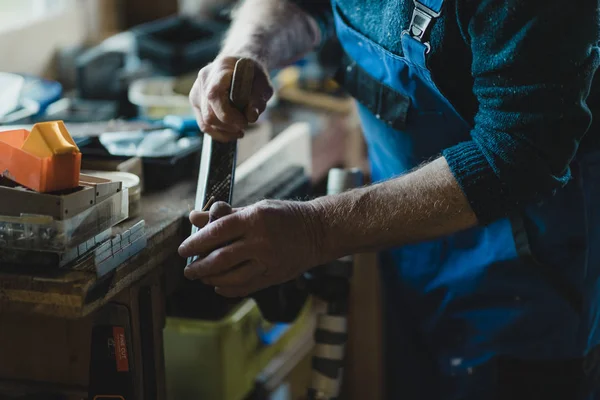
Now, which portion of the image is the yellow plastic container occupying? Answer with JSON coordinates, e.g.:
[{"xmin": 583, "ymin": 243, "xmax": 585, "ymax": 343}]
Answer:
[{"xmin": 164, "ymin": 298, "xmax": 311, "ymax": 400}]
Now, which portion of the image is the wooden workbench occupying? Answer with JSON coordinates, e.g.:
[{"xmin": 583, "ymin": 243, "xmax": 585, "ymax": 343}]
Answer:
[
  {"xmin": 0, "ymin": 105, "xmax": 364, "ymax": 400},
  {"xmin": 0, "ymin": 180, "xmax": 195, "ymax": 319},
  {"xmin": 0, "ymin": 180, "xmax": 196, "ymax": 400}
]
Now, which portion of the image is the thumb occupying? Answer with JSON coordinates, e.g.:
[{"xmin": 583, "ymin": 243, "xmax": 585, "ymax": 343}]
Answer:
[
  {"xmin": 191, "ymin": 205, "xmax": 242, "ymax": 227},
  {"xmin": 209, "ymin": 201, "xmax": 233, "ymax": 223}
]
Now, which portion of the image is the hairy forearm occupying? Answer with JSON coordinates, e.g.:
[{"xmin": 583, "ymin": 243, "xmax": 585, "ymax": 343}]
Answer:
[
  {"xmin": 308, "ymin": 157, "xmax": 479, "ymax": 261},
  {"xmin": 220, "ymin": 0, "xmax": 321, "ymax": 70}
]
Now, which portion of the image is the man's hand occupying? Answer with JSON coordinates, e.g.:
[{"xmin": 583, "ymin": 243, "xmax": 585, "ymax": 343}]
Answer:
[
  {"xmin": 189, "ymin": 56, "xmax": 273, "ymax": 142},
  {"xmin": 178, "ymin": 157, "xmax": 477, "ymax": 299},
  {"xmin": 178, "ymin": 199, "xmax": 323, "ymax": 298},
  {"xmin": 189, "ymin": 0, "xmax": 325, "ymax": 142}
]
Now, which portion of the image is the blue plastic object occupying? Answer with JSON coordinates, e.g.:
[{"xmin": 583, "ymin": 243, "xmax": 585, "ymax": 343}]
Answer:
[
  {"xmin": 162, "ymin": 115, "xmax": 199, "ymax": 134},
  {"xmin": 257, "ymin": 323, "xmax": 291, "ymax": 346},
  {"xmin": 19, "ymin": 75, "xmax": 63, "ymax": 115}
]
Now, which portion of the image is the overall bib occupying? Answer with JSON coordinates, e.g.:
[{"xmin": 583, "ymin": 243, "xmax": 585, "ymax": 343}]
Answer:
[{"xmin": 332, "ymin": 0, "xmax": 600, "ymax": 398}]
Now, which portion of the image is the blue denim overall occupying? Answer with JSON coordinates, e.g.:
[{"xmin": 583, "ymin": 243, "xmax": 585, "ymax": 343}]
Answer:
[{"xmin": 333, "ymin": 0, "xmax": 600, "ymax": 398}]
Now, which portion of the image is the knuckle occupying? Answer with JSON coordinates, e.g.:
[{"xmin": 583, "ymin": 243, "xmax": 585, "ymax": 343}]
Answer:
[
  {"xmin": 251, "ymin": 210, "xmax": 271, "ymax": 231},
  {"xmin": 207, "ymin": 220, "xmax": 224, "ymax": 238},
  {"xmin": 217, "ymin": 70, "xmax": 233, "ymax": 84},
  {"xmin": 218, "ymin": 56, "xmax": 236, "ymax": 67},
  {"xmin": 257, "ymin": 199, "xmax": 276, "ymax": 207},
  {"xmin": 254, "ymin": 201, "xmax": 268, "ymax": 216},
  {"xmin": 246, "ymin": 208, "xmax": 264, "ymax": 228},
  {"xmin": 205, "ymin": 112, "xmax": 219, "ymax": 126},
  {"xmin": 189, "ymin": 89, "xmax": 200, "ymax": 107},
  {"xmin": 198, "ymin": 121, "xmax": 210, "ymax": 132},
  {"xmin": 198, "ymin": 66, "xmax": 210, "ymax": 79},
  {"xmin": 220, "ymin": 111, "xmax": 231, "ymax": 123},
  {"xmin": 212, "ymin": 248, "xmax": 233, "ymax": 268},
  {"xmin": 206, "ymin": 85, "xmax": 221, "ymax": 101},
  {"xmin": 255, "ymin": 199, "xmax": 277, "ymax": 217}
]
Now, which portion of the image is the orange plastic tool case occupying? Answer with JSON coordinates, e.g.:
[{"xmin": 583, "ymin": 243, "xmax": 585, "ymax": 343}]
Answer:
[{"xmin": 0, "ymin": 121, "xmax": 81, "ymax": 193}]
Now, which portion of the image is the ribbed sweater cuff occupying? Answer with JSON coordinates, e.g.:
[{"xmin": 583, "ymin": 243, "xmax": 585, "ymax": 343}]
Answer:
[{"xmin": 442, "ymin": 141, "xmax": 507, "ymax": 225}]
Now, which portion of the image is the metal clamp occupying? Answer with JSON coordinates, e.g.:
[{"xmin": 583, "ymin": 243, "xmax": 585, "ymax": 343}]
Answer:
[{"xmin": 407, "ymin": 0, "xmax": 441, "ymax": 43}]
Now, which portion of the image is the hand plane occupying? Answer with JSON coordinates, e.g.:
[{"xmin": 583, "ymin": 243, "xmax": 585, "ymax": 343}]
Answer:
[
  {"xmin": 186, "ymin": 59, "xmax": 309, "ymax": 323},
  {"xmin": 187, "ymin": 58, "xmax": 255, "ymax": 266}
]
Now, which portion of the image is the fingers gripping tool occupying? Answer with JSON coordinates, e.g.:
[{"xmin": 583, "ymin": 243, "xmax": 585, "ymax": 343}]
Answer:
[{"xmin": 187, "ymin": 58, "xmax": 255, "ymax": 267}]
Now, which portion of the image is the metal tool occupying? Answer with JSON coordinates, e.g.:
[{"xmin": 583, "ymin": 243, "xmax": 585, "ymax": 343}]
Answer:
[{"xmin": 187, "ymin": 58, "xmax": 255, "ymax": 266}]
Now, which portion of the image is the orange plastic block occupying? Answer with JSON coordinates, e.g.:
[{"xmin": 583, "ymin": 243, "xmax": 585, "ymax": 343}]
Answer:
[{"xmin": 0, "ymin": 121, "xmax": 81, "ymax": 193}]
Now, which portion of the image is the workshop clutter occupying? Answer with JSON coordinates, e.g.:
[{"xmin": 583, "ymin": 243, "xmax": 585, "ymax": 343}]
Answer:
[
  {"xmin": 0, "ymin": 72, "xmax": 24, "ymax": 118},
  {"xmin": 0, "ymin": 10, "xmax": 342, "ymax": 196},
  {"xmin": 0, "ymin": 121, "xmax": 147, "ymax": 277},
  {"xmin": 132, "ymin": 15, "xmax": 227, "ymax": 76},
  {"xmin": 0, "ymin": 3, "xmax": 360, "ymax": 397},
  {"xmin": 0, "ymin": 13, "xmax": 231, "ymax": 193},
  {"xmin": 164, "ymin": 298, "xmax": 312, "ymax": 400},
  {"xmin": 0, "ymin": 73, "xmax": 64, "ymax": 125},
  {"xmin": 0, "ymin": 121, "xmax": 81, "ymax": 193},
  {"xmin": 79, "ymin": 123, "xmax": 203, "ymax": 192},
  {"xmin": 128, "ymin": 76, "xmax": 193, "ymax": 119},
  {"xmin": 162, "ymin": 123, "xmax": 315, "ymax": 400},
  {"xmin": 82, "ymin": 170, "xmax": 143, "ymax": 219}
]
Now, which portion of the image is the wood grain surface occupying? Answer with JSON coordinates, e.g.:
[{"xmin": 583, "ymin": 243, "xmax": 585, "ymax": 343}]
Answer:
[{"xmin": 0, "ymin": 180, "xmax": 197, "ymax": 319}]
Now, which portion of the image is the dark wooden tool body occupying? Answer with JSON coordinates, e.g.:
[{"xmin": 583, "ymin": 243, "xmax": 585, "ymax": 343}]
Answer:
[
  {"xmin": 186, "ymin": 59, "xmax": 308, "ymax": 323},
  {"xmin": 187, "ymin": 58, "xmax": 255, "ymax": 266}
]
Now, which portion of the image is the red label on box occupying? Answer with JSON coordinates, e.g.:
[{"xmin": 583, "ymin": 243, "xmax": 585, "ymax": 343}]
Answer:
[{"xmin": 113, "ymin": 326, "xmax": 129, "ymax": 372}]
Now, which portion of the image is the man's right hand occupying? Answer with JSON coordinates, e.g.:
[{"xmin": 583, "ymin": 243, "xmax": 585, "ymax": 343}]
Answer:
[{"xmin": 189, "ymin": 56, "xmax": 274, "ymax": 142}]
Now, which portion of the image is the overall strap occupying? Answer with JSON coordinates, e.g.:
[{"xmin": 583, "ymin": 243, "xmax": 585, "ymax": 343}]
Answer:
[
  {"xmin": 413, "ymin": 0, "xmax": 445, "ymax": 16},
  {"xmin": 405, "ymin": 0, "xmax": 446, "ymax": 51}
]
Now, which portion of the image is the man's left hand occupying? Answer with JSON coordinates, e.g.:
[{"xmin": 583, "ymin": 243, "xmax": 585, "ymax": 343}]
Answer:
[{"xmin": 178, "ymin": 200, "xmax": 323, "ymax": 298}]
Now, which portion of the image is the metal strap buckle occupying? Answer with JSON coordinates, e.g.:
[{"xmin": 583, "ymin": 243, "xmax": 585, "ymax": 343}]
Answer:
[{"xmin": 408, "ymin": 0, "xmax": 441, "ymax": 42}]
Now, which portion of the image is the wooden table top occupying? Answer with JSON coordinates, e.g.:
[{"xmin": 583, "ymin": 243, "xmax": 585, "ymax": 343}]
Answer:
[
  {"xmin": 0, "ymin": 180, "xmax": 197, "ymax": 319},
  {"xmin": 0, "ymin": 105, "xmax": 357, "ymax": 319}
]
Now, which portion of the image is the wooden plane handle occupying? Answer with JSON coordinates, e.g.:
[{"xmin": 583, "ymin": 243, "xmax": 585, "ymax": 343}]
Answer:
[{"xmin": 229, "ymin": 58, "xmax": 255, "ymax": 113}]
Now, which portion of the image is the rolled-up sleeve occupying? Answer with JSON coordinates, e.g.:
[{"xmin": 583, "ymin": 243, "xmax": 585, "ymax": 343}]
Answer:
[{"xmin": 442, "ymin": 0, "xmax": 600, "ymax": 224}]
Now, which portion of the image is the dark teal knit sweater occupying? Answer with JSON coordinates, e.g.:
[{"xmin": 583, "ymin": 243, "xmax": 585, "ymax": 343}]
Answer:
[{"xmin": 293, "ymin": 0, "xmax": 600, "ymax": 224}]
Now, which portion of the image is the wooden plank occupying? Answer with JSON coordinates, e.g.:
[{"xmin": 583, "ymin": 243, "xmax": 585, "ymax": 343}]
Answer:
[
  {"xmin": 0, "ymin": 312, "xmax": 93, "ymax": 387},
  {"xmin": 341, "ymin": 252, "xmax": 385, "ymax": 400},
  {"xmin": 0, "ymin": 270, "xmax": 170, "ymax": 399},
  {"xmin": 0, "ymin": 379, "xmax": 87, "ymax": 400}
]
